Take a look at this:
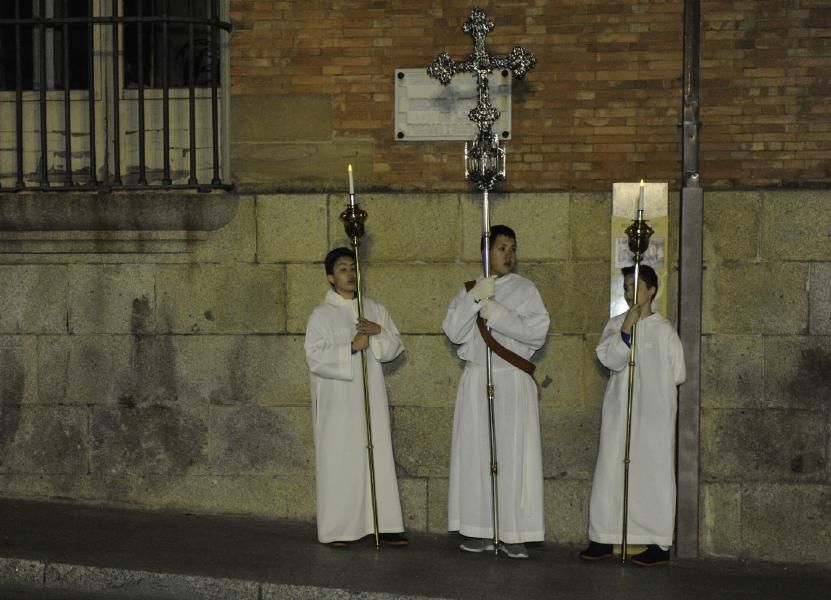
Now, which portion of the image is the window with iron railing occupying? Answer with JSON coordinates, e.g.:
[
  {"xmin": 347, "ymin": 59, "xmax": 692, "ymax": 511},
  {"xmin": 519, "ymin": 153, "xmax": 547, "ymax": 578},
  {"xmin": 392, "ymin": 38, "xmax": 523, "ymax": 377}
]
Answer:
[{"xmin": 0, "ymin": 0, "xmax": 232, "ymax": 192}]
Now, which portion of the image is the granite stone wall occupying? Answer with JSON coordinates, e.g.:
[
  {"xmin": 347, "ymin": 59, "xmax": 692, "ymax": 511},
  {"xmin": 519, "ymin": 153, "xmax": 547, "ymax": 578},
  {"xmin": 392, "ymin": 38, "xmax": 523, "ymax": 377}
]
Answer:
[
  {"xmin": 700, "ymin": 191, "xmax": 831, "ymax": 562},
  {"xmin": 0, "ymin": 189, "xmax": 829, "ymax": 564}
]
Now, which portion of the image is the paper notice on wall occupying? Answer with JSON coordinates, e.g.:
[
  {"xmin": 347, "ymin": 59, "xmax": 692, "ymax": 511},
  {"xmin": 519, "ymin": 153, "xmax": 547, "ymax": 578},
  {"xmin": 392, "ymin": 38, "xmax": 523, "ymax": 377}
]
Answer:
[{"xmin": 609, "ymin": 182, "xmax": 670, "ymax": 318}]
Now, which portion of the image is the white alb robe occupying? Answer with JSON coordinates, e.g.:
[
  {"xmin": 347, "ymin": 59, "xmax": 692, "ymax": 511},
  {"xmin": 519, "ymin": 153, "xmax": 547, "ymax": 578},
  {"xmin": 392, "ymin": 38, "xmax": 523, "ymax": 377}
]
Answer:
[
  {"xmin": 305, "ymin": 289, "xmax": 405, "ymax": 543},
  {"xmin": 588, "ymin": 311, "xmax": 686, "ymax": 546},
  {"xmin": 442, "ymin": 273, "xmax": 550, "ymax": 544}
]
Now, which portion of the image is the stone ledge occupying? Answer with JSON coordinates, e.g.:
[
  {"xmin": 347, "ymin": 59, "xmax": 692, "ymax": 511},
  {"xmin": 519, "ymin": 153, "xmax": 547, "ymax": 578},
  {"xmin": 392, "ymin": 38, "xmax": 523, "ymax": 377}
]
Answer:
[{"xmin": 0, "ymin": 191, "xmax": 239, "ymax": 232}]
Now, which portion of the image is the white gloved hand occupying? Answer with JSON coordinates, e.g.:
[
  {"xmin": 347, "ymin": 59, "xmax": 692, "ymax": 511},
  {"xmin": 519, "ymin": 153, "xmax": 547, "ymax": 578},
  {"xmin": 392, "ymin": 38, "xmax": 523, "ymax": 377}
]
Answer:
[
  {"xmin": 469, "ymin": 275, "xmax": 496, "ymax": 302},
  {"xmin": 478, "ymin": 298, "xmax": 498, "ymax": 321}
]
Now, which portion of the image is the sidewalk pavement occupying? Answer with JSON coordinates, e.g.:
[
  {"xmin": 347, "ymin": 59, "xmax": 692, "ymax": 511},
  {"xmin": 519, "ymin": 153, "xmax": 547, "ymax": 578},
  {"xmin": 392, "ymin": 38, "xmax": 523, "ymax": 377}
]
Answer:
[{"xmin": 0, "ymin": 497, "xmax": 829, "ymax": 599}]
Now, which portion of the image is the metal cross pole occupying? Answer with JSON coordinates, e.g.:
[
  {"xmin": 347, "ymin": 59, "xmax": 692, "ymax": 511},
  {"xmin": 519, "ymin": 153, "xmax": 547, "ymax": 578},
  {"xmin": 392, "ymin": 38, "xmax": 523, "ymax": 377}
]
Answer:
[{"xmin": 428, "ymin": 7, "xmax": 536, "ymax": 556}]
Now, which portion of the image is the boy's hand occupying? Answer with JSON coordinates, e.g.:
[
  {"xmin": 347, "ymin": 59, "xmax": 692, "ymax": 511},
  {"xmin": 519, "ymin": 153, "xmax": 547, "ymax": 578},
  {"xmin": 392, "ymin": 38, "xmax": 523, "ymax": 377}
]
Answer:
[
  {"xmin": 470, "ymin": 275, "xmax": 496, "ymax": 302},
  {"xmin": 478, "ymin": 298, "xmax": 497, "ymax": 321},
  {"xmin": 352, "ymin": 333, "xmax": 369, "ymax": 351},
  {"xmin": 621, "ymin": 305, "xmax": 641, "ymax": 334},
  {"xmin": 356, "ymin": 318, "xmax": 381, "ymax": 336}
]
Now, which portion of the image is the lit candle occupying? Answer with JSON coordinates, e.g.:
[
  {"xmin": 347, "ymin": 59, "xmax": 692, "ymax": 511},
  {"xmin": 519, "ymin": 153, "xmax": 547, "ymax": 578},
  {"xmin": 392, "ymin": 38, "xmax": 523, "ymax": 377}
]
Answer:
[
  {"xmin": 637, "ymin": 179, "xmax": 645, "ymax": 213},
  {"xmin": 348, "ymin": 164, "xmax": 355, "ymax": 196}
]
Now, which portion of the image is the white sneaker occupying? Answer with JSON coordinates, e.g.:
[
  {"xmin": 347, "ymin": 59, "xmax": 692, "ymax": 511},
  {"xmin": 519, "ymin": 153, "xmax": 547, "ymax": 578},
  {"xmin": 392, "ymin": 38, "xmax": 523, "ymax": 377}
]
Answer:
[
  {"xmin": 499, "ymin": 542, "xmax": 529, "ymax": 559},
  {"xmin": 460, "ymin": 538, "xmax": 495, "ymax": 553}
]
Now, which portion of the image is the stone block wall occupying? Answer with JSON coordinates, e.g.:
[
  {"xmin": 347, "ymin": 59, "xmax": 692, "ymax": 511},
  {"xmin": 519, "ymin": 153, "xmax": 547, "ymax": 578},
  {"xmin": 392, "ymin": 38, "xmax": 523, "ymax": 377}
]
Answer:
[
  {"xmin": 700, "ymin": 190, "xmax": 831, "ymax": 563},
  {"xmin": 1, "ymin": 188, "xmax": 830, "ymax": 564},
  {"xmin": 0, "ymin": 191, "xmax": 616, "ymax": 543}
]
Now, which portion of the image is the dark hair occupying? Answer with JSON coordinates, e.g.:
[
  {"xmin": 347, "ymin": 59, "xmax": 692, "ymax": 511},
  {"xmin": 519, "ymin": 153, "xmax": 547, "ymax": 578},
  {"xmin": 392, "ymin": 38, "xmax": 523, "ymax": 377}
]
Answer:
[
  {"xmin": 621, "ymin": 263, "xmax": 659, "ymax": 297},
  {"xmin": 324, "ymin": 247, "xmax": 356, "ymax": 276},
  {"xmin": 481, "ymin": 224, "xmax": 517, "ymax": 253}
]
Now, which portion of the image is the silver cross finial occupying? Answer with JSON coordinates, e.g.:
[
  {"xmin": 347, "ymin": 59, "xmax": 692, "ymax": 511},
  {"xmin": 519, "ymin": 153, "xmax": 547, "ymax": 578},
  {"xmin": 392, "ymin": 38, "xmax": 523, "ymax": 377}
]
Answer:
[
  {"xmin": 427, "ymin": 8, "xmax": 536, "ymax": 191},
  {"xmin": 428, "ymin": 8, "xmax": 536, "ymax": 133}
]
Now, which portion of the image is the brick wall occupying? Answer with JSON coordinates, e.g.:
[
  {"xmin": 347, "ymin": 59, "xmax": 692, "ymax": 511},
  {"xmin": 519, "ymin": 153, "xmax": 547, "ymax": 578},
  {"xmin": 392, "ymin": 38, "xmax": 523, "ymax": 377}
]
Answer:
[
  {"xmin": 701, "ymin": 0, "xmax": 831, "ymax": 187},
  {"xmin": 228, "ymin": 0, "xmax": 831, "ymax": 191}
]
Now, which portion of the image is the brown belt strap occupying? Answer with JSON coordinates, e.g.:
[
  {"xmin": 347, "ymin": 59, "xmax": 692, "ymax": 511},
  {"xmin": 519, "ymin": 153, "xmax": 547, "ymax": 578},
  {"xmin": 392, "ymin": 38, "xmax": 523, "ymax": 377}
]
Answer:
[{"xmin": 464, "ymin": 280, "xmax": 536, "ymax": 376}]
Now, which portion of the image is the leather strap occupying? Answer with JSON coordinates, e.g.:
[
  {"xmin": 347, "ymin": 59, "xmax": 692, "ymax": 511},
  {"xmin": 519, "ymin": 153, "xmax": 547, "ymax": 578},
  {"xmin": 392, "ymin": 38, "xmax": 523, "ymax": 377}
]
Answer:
[{"xmin": 464, "ymin": 280, "xmax": 536, "ymax": 376}]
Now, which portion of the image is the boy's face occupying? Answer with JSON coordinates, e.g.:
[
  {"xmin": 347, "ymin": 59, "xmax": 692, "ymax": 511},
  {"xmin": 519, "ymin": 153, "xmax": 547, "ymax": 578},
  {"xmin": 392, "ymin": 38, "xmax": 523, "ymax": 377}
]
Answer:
[
  {"xmin": 489, "ymin": 234, "xmax": 517, "ymax": 276},
  {"xmin": 327, "ymin": 256, "xmax": 357, "ymax": 298},
  {"xmin": 623, "ymin": 273, "xmax": 655, "ymax": 308}
]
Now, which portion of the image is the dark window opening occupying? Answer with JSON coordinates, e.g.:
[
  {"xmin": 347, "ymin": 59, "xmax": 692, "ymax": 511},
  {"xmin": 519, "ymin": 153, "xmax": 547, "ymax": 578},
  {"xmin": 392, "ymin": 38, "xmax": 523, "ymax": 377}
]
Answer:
[
  {"xmin": 123, "ymin": 0, "xmax": 219, "ymax": 89},
  {"xmin": 0, "ymin": 0, "xmax": 232, "ymax": 191},
  {"xmin": 0, "ymin": 0, "xmax": 90, "ymax": 91}
]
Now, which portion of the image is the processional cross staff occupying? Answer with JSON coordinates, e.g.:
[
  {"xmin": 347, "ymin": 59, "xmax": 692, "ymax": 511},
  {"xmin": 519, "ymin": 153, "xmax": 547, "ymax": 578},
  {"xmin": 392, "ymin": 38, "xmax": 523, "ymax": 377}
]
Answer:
[{"xmin": 428, "ymin": 7, "xmax": 536, "ymax": 556}]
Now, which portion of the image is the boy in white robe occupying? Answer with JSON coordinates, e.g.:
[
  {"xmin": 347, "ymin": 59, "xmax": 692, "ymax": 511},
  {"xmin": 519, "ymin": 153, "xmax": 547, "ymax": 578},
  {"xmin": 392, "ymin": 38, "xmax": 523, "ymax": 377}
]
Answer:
[
  {"xmin": 442, "ymin": 225, "xmax": 550, "ymax": 559},
  {"xmin": 304, "ymin": 247, "xmax": 407, "ymax": 547},
  {"xmin": 580, "ymin": 264, "xmax": 685, "ymax": 566}
]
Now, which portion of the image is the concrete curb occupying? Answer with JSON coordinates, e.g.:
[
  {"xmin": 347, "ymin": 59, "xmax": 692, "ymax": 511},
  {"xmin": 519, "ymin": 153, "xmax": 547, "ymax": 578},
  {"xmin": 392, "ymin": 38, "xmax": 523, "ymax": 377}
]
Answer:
[{"xmin": 0, "ymin": 556, "xmax": 449, "ymax": 600}]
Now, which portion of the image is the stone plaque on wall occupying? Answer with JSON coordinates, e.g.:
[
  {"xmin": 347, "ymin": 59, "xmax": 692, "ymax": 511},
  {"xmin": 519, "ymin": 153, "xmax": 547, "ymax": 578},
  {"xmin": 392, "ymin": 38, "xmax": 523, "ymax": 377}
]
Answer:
[{"xmin": 393, "ymin": 68, "xmax": 512, "ymax": 141}]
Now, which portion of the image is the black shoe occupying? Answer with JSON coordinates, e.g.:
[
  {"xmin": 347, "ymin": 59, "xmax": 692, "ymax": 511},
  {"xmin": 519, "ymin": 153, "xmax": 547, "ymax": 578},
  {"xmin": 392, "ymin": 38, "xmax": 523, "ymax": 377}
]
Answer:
[
  {"xmin": 631, "ymin": 545, "xmax": 670, "ymax": 567},
  {"xmin": 380, "ymin": 532, "xmax": 409, "ymax": 546},
  {"xmin": 579, "ymin": 541, "xmax": 614, "ymax": 561}
]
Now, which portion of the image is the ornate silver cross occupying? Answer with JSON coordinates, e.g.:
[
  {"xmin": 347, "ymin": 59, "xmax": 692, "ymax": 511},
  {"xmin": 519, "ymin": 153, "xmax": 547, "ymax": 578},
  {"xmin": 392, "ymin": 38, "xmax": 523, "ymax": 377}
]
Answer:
[{"xmin": 428, "ymin": 8, "xmax": 536, "ymax": 190}]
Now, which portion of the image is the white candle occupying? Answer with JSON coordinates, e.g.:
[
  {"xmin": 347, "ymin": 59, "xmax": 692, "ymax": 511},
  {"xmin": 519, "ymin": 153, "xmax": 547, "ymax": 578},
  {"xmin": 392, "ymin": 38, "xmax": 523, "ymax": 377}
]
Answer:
[
  {"xmin": 348, "ymin": 164, "xmax": 355, "ymax": 196},
  {"xmin": 638, "ymin": 179, "xmax": 645, "ymax": 213}
]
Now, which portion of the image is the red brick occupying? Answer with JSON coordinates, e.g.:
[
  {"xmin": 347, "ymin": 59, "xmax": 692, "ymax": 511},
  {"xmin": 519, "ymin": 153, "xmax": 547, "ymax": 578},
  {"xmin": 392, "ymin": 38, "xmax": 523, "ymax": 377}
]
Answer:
[{"xmin": 228, "ymin": 0, "xmax": 831, "ymax": 191}]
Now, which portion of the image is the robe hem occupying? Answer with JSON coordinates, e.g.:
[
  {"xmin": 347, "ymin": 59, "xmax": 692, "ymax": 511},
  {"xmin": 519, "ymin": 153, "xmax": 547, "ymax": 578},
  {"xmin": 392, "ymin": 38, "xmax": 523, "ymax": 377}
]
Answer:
[
  {"xmin": 589, "ymin": 533, "xmax": 673, "ymax": 546},
  {"xmin": 318, "ymin": 528, "xmax": 406, "ymax": 544}
]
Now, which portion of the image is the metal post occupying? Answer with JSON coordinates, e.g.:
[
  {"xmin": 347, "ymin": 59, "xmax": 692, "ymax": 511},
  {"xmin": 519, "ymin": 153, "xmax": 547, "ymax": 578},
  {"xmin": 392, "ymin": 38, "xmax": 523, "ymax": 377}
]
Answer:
[
  {"xmin": 187, "ymin": 0, "xmax": 197, "ymax": 184},
  {"xmin": 210, "ymin": 0, "xmax": 221, "ymax": 185},
  {"xmin": 61, "ymin": 13, "xmax": 72, "ymax": 185},
  {"xmin": 482, "ymin": 188, "xmax": 500, "ymax": 555},
  {"xmin": 111, "ymin": 0, "xmax": 122, "ymax": 186},
  {"xmin": 86, "ymin": 0, "xmax": 97, "ymax": 186},
  {"xmin": 677, "ymin": 0, "xmax": 702, "ymax": 560},
  {"xmin": 37, "ymin": 0, "xmax": 49, "ymax": 188},
  {"xmin": 161, "ymin": 0, "xmax": 171, "ymax": 185},
  {"xmin": 137, "ymin": 0, "xmax": 147, "ymax": 184},
  {"xmin": 14, "ymin": 0, "xmax": 25, "ymax": 189}
]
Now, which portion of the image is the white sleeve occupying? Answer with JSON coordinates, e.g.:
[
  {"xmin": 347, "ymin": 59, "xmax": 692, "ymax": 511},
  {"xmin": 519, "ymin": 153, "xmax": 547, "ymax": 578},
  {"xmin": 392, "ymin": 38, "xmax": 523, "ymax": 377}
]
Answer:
[
  {"xmin": 368, "ymin": 303, "xmax": 405, "ymax": 363},
  {"xmin": 442, "ymin": 284, "xmax": 479, "ymax": 345},
  {"xmin": 304, "ymin": 310, "xmax": 353, "ymax": 381},
  {"xmin": 484, "ymin": 287, "xmax": 550, "ymax": 349},
  {"xmin": 596, "ymin": 316, "xmax": 630, "ymax": 372},
  {"xmin": 669, "ymin": 329, "xmax": 687, "ymax": 385}
]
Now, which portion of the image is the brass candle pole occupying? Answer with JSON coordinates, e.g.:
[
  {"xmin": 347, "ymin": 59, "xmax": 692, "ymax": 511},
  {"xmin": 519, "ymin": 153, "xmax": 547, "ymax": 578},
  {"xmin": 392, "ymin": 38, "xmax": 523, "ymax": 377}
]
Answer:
[
  {"xmin": 340, "ymin": 170, "xmax": 381, "ymax": 549},
  {"xmin": 428, "ymin": 8, "xmax": 535, "ymax": 556},
  {"xmin": 620, "ymin": 182, "xmax": 654, "ymax": 562}
]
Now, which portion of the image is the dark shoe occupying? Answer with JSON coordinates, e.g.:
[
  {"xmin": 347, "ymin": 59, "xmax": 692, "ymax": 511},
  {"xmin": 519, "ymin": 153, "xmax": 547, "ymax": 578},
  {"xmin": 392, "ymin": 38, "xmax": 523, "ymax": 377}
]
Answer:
[
  {"xmin": 579, "ymin": 541, "xmax": 614, "ymax": 561},
  {"xmin": 330, "ymin": 541, "xmax": 349, "ymax": 548},
  {"xmin": 498, "ymin": 542, "xmax": 529, "ymax": 559},
  {"xmin": 631, "ymin": 545, "xmax": 670, "ymax": 567},
  {"xmin": 380, "ymin": 533, "xmax": 409, "ymax": 546}
]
